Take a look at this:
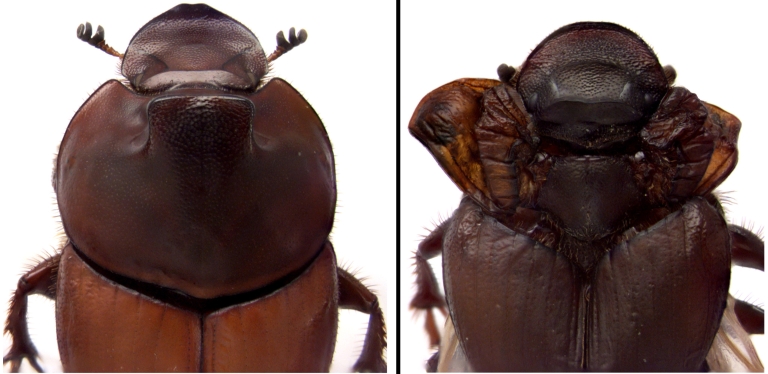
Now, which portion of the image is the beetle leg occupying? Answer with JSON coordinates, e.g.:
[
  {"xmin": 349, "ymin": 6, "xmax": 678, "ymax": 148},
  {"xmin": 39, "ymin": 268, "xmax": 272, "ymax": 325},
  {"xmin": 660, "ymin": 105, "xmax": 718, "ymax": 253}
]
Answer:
[
  {"xmin": 734, "ymin": 299, "xmax": 764, "ymax": 335},
  {"xmin": 729, "ymin": 224, "xmax": 764, "ymax": 271},
  {"xmin": 337, "ymin": 269, "xmax": 386, "ymax": 373},
  {"xmin": 729, "ymin": 224, "xmax": 764, "ymax": 334},
  {"xmin": 267, "ymin": 28, "xmax": 308, "ymax": 62},
  {"xmin": 4, "ymin": 253, "xmax": 60, "ymax": 373},
  {"xmin": 410, "ymin": 217, "xmax": 450, "ymax": 348}
]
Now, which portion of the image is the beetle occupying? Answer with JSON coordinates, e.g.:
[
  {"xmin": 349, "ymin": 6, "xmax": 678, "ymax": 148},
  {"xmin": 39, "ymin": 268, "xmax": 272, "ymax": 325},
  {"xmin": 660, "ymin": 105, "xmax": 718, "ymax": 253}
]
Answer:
[
  {"xmin": 2, "ymin": 3, "xmax": 387, "ymax": 372},
  {"xmin": 407, "ymin": 21, "xmax": 764, "ymax": 371}
]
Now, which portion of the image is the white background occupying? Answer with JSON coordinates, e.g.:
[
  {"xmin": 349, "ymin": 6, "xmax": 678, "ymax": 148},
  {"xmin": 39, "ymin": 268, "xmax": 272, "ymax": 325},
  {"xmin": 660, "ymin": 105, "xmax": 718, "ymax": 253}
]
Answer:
[
  {"xmin": 2, "ymin": 1, "xmax": 766, "ymax": 373},
  {"xmin": 401, "ymin": 0, "xmax": 766, "ymax": 372},
  {"xmin": 0, "ymin": 1, "xmax": 394, "ymax": 372}
]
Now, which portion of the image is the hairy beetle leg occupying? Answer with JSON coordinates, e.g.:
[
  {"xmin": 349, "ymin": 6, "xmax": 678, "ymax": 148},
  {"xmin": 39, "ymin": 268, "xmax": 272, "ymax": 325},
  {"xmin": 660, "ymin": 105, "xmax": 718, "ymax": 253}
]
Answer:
[
  {"xmin": 338, "ymin": 269, "xmax": 386, "ymax": 373},
  {"xmin": 729, "ymin": 224, "xmax": 764, "ymax": 334},
  {"xmin": 734, "ymin": 299, "xmax": 764, "ymax": 335},
  {"xmin": 729, "ymin": 224, "xmax": 764, "ymax": 271},
  {"xmin": 411, "ymin": 218, "xmax": 450, "ymax": 347},
  {"xmin": 76, "ymin": 22, "xmax": 123, "ymax": 58},
  {"xmin": 267, "ymin": 27, "xmax": 308, "ymax": 62},
  {"xmin": 3, "ymin": 253, "xmax": 60, "ymax": 373}
]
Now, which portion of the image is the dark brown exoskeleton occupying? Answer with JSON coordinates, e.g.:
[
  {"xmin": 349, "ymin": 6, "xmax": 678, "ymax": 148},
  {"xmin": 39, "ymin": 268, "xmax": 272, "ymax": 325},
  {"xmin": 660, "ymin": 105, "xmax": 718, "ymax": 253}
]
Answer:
[
  {"xmin": 409, "ymin": 22, "xmax": 763, "ymax": 371},
  {"xmin": 3, "ymin": 4, "xmax": 386, "ymax": 372}
]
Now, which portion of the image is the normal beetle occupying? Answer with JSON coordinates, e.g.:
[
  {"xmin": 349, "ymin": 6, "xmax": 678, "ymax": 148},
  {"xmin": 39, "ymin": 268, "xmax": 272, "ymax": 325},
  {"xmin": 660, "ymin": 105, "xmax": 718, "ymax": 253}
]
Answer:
[
  {"xmin": 408, "ymin": 21, "xmax": 764, "ymax": 371},
  {"xmin": 4, "ymin": 2, "xmax": 385, "ymax": 370}
]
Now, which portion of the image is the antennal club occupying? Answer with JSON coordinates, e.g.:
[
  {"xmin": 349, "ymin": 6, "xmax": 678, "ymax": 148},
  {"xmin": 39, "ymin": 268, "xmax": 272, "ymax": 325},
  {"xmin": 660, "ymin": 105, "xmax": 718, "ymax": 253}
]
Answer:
[
  {"xmin": 267, "ymin": 27, "xmax": 308, "ymax": 62},
  {"xmin": 77, "ymin": 22, "xmax": 123, "ymax": 59}
]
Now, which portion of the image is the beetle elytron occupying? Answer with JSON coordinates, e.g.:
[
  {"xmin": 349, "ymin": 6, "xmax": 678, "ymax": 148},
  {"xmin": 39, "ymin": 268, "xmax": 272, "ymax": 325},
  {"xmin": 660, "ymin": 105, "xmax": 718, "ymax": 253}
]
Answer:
[
  {"xmin": 409, "ymin": 22, "xmax": 763, "ymax": 371},
  {"xmin": 4, "ymin": 4, "xmax": 386, "ymax": 372}
]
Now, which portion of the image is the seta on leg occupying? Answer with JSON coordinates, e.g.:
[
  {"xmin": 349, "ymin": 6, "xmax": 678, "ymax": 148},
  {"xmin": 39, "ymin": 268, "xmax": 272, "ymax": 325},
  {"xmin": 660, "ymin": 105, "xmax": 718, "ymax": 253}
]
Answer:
[
  {"xmin": 410, "ymin": 218, "xmax": 450, "ymax": 348},
  {"xmin": 728, "ymin": 224, "xmax": 764, "ymax": 334},
  {"xmin": 337, "ymin": 268, "xmax": 387, "ymax": 372},
  {"xmin": 4, "ymin": 253, "xmax": 61, "ymax": 372}
]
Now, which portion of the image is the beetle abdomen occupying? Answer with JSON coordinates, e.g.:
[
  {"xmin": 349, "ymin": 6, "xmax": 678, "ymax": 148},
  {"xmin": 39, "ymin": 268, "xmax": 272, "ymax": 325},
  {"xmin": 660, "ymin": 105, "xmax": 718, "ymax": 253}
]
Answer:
[
  {"xmin": 56, "ymin": 243, "xmax": 339, "ymax": 372},
  {"xmin": 443, "ymin": 196, "xmax": 730, "ymax": 371}
]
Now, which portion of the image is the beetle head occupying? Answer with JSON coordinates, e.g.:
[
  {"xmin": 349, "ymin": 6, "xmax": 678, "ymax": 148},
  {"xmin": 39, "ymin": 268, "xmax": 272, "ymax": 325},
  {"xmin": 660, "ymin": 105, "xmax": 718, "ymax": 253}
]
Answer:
[
  {"xmin": 122, "ymin": 4, "xmax": 267, "ymax": 92},
  {"xmin": 518, "ymin": 22, "xmax": 668, "ymax": 150}
]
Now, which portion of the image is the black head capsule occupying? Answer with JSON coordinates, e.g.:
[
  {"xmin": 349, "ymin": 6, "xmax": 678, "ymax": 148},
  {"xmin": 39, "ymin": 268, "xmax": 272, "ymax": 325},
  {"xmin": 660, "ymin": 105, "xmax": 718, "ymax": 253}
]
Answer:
[
  {"xmin": 517, "ymin": 22, "xmax": 669, "ymax": 150},
  {"xmin": 121, "ymin": 4, "xmax": 269, "ymax": 92}
]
